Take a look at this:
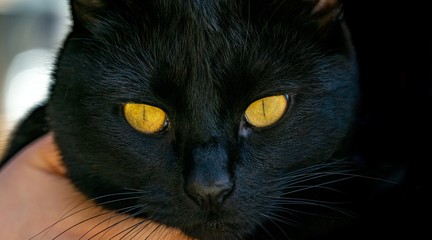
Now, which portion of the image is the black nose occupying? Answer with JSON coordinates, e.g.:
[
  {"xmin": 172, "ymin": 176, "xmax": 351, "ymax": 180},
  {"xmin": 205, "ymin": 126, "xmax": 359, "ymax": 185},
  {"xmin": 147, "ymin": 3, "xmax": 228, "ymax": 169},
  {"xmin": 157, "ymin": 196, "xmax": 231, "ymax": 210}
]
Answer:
[
  {"xmin": 185, "ymin": 142, "xmax": 234, "ymax": 211},
  {"xmin": 186, "ymin": 177, "xmax": 233, "ymax": 210}
]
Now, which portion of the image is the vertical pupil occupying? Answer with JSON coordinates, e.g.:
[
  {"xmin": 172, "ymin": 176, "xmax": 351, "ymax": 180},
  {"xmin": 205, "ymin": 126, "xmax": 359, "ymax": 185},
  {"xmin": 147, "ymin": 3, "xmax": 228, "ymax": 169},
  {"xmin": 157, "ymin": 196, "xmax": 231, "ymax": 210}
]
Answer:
[
  {"xmin": 261, "ymin": 100, "xmax": 266, "ymax": 117},
  {"xmin": 142, "ymin": 106, "xmax": 147, "ymax": 121}
]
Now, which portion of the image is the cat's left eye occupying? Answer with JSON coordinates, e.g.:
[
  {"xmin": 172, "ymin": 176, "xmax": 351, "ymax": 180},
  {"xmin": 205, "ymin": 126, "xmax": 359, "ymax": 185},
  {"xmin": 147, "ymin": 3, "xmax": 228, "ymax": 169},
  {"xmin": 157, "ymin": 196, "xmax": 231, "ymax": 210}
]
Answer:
[
  {"xmin": 244, "ymin": 94, "xmax": 289, "ymax": 128},
  {"xmin": 123, "ymin": 103, "xmax": 169, "ymax": 134}
]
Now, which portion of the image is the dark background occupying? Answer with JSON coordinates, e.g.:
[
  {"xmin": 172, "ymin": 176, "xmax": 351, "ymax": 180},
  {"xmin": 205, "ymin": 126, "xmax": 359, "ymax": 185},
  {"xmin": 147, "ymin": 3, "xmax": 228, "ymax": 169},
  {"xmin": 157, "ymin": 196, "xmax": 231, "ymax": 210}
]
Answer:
[{"xmin": 343, "ymin": 1, "xmax": 430, "ymax": 238}]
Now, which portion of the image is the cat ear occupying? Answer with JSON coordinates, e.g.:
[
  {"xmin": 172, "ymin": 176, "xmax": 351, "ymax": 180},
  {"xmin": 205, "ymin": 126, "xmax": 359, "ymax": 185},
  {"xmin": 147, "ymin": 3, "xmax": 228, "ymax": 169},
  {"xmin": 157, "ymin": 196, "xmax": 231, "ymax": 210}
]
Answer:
[
  {"xmin": 306, "ymin": 0, "xmax": 343, "ymax": 28},
  {"xmin": 249, "ymin": 0, "xmax": 343, "ymax": 29},
  {"xmin": 69, "ymin": 0, "xmax": 107, "ymax": 24}
]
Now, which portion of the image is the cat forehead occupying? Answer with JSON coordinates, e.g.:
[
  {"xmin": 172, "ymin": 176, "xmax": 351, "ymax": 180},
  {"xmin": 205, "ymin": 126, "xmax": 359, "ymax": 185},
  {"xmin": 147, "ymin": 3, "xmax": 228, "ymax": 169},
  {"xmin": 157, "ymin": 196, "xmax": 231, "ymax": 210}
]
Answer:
[
  {"xmin": 86, "ymin": 9, "xmax": 323, "ymax": 108},
  {"xmin": 70, "ymin": 0, "xmax": 347, "ymax": 109},
  {"xmin": 76, "ymin": 0, "xmax": 333, "ymax": 68}
]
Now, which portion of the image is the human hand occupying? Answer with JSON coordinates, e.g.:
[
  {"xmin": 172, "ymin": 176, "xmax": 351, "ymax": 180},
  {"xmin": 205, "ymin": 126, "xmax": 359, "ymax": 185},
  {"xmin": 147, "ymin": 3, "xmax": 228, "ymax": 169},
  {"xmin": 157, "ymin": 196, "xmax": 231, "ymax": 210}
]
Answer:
[{"xmin": 0, "ymin": 133, "xmax": 193, "ymax": 240}]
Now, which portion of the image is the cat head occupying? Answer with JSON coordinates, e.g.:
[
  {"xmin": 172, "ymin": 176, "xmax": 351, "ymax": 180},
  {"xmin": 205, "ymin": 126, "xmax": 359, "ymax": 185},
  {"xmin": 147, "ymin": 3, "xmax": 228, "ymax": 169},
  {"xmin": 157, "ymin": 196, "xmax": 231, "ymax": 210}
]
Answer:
[{"xmin": 48, "ymin": 0, "xmax": 358, "ymax": 238}]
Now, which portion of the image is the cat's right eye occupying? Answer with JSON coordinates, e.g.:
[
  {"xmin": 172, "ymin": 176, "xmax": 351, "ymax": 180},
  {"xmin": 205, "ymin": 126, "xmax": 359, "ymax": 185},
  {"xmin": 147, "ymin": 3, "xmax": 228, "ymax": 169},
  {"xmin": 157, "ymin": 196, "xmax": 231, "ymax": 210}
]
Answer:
[
  {"xmin": 244, "ymin": 94, "xmax": 289, "ymax": 128},
  {"xmin": 123, "ymin": 103, "xmax": 169, "ymax": 134}
]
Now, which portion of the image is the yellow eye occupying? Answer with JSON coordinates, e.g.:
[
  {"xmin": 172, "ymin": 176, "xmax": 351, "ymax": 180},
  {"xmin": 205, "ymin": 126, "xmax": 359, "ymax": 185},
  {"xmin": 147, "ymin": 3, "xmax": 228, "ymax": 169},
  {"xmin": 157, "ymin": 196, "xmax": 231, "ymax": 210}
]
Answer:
[
  {"xmin": 123, "ymin": 103, "xmax": 169, "ymax": 134},
  {"xmin": 245, "ymin": 95, "xmax": 289, "ymax": 128}
]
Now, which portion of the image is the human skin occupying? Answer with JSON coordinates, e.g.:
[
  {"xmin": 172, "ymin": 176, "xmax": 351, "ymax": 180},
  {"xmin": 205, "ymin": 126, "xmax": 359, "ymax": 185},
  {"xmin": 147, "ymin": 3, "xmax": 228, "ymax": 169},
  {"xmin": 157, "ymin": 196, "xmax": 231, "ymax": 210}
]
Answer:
[{"xmin": 0, "ymin": 133, "xmax": 193, "ymax": 240}]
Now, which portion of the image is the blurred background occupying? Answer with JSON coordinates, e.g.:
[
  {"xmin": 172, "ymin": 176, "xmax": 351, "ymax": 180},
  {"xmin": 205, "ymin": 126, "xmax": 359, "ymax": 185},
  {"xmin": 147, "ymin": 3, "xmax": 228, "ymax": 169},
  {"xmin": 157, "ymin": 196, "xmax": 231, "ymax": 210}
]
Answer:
[{"xmin": 0, "ymin": 0, "xmax": 70, "ymax": 154}]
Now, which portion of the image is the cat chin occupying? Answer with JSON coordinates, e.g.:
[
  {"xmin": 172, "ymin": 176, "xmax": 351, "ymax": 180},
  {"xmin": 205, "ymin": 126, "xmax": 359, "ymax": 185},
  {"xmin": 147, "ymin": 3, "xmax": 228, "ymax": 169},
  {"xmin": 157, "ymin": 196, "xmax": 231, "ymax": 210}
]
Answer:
[
  {"xmin": 152, "ymin": 208, "xmax": 256, "ymax": 239},
  {"xmin": 181, "ymin": 222, "xmax": 253, "ymax": 240},
  {"xmin": 150, "ymin": 206, "xmax": 256, "ymax": 239}
]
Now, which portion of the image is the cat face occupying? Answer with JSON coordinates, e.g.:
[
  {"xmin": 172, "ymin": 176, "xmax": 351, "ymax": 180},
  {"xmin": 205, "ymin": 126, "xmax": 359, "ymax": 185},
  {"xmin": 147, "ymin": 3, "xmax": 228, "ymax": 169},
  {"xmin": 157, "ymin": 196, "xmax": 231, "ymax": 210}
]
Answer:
[{"xmin": 48, "ymin": 0, "xmax": 358, "ymax": 239}]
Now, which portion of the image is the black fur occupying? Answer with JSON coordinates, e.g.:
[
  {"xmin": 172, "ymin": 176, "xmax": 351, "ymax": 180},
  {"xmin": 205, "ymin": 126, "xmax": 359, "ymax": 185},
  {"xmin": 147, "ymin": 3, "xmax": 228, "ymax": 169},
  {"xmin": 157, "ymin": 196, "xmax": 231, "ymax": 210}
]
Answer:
[{"xmin": 5, "ymin": 0, "xmax": 423, "ymax": 239}]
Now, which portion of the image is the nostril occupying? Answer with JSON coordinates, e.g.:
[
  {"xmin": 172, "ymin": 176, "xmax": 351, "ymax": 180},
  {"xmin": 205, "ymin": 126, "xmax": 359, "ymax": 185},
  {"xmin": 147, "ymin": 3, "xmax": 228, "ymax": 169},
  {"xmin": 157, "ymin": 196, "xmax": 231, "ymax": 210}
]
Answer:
[
  {"xmin": 214, "ymin": 187, "xmax": 231, "ymax": 204},
  {"xmin": 190, "ymin": 192, "xmax": 206, "ymax": 207}
]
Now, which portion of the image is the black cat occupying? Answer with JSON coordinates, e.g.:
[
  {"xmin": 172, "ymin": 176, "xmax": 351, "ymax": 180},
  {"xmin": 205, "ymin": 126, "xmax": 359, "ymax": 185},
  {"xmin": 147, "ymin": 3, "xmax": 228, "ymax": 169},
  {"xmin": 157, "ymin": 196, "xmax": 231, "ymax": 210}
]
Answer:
[{"xmin": 1, "ymin": 0, "xmax": 383, "ymax": 239}]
